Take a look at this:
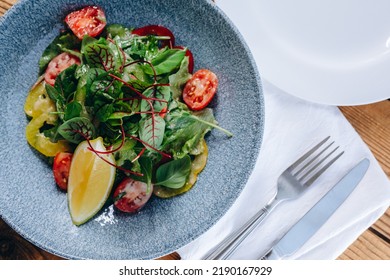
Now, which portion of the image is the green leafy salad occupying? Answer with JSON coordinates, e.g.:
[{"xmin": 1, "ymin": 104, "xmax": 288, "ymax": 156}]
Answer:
[{"xmin": 24, "ymin": 6, "xmax": 231, "ymax": 223}]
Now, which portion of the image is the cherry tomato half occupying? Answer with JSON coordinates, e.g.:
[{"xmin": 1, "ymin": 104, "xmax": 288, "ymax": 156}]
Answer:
[
  {"xmin": 65, "ymin": 6, "xmax": 107, "ymax": 40},
  {"xmin": 44, "ymin": 52, "xmax": 81, "ymax": 86},
  {"xmin": 113, "ymin": 178, "xmax": 153, "ymax": 213},
  {"xmin": 174, "ymin": 46, "xmax": 194, "ymax": 74},
  {"xmin": 53, "ymin": 152, "xmax": 73, "ymax": 191},
  {"xmin": 132, "ymin": 25, "xmax": 175, "ymax": 48},
  {"xmin": 182, "ymin": 69, "xmax": 218, "ymax": 111}
]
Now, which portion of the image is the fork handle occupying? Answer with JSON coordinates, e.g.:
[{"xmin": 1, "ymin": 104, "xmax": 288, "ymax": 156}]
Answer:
[{"xmin": 203, "ymin": 204, "xmax": 273, "ymax": 260}]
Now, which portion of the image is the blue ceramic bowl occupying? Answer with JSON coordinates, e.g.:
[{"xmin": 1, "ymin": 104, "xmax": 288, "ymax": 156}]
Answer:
[{"xmin": 0, "ymin": 0, "xmax": 264, "ymax": 259}]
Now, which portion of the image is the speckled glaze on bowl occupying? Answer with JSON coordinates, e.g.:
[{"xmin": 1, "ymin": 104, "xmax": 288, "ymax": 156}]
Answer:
[{"xmin": 0, "ymin": 0, "xmax": 264, "ymax": 259}]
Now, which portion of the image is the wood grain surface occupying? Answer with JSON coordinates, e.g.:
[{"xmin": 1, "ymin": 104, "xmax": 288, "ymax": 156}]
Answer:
[{"xmin": 0, "ymin": 0, "xmax": 388, "ymax": 260}]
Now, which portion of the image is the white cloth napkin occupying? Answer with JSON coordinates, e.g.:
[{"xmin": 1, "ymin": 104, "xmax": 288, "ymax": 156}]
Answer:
[{"xmin": 176, "ymin": 1, "xmax": 390, "ymax": 260}]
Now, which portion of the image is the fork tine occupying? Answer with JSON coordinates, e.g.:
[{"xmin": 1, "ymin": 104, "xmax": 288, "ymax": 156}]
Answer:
[
  {"xmin": 293, "ymin": 141, "xmax": 335, "ymax": 177},
  {"xmin": 298, "ymin": 145, "xmax": 340, "ymax": 182},
  {"xmin": 287, "ymin": 136, "xmax": 330, "ymax": 172},
  {"xmin": 303, "ymin": 151, "xmax": 344, "ymax": 187}
]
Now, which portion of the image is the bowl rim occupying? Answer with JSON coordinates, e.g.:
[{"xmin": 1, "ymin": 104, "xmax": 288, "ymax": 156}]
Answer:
[{"xmin": 0, "ymin": 0, "xmax": 264, "ymax": 260}]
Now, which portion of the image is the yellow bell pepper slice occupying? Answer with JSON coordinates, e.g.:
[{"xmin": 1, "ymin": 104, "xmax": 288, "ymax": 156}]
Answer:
[
  {"xmin": 25, "ymin": 113, "xmax": 70, "ymax": 157},
  {"xmin": 24, "ymin": 80, "xmax": 70, "ymax": 157}
]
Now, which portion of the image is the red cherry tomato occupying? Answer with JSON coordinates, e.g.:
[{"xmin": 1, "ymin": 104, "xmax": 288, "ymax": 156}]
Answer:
[
  {"xmin": 65, "ymin": 6, "xmax": 107, "ymax": 40},
  {"xmin": 44, "ymin": 52, "xmax": 80, "ymax": 86},
  {"xmin": 53, "ymin": 152, "xmax": 73, "ymax": 191},
  {"xmin": 182, "ymin": 69, "xmax": 218, "ymax": 111},
  {"xmin": 113, "ymin": 178, "xmax": 153, "ymax": 213},
  {"xmin": 132, "ymin": 25, "xmax": 175, "ymax": 48},
  {"xmin": 174, "ymin": 46, "xmax": 194, "ymax": 73}
]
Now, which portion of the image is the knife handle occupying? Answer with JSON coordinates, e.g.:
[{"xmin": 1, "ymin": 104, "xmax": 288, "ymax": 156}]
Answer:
[{"xmin": 204, "ymin": 201, "xmax": 279, "ymax": 260}]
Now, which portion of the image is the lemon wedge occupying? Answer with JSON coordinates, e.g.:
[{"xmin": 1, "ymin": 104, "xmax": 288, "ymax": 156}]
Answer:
[{"xmin": 67, "ymin": 137, "xmax": 116, "ymax": 225}]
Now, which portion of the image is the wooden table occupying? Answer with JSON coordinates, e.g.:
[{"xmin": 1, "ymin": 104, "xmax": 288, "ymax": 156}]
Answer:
[{"xmin": 0, "ymin": 0, "xmax": 389, "ymax": 260}]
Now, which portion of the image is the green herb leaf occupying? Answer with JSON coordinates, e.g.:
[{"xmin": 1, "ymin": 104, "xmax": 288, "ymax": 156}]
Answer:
[
  {"xmin": 124, "ymin": 36, "xmax": 160, "ymax": 61},
  {"xmin": 131, "ymin": 156, "xmax": 153, "ymax": 192},
  {"xmin": 54, "ymin": 64, "xmax": 78, "ymax": 101},
  {"xmin": 155, "ymin": 155, "xmax": 191, "ymax": 189},
  {"xmin": 57, "ymin": 117, "xmax": 96, "ymax": 144},
  {"xmin": 169, "ymin": 56, "xmax": 192, "ymax": 99},
  {"xmin": 45, "ymin": 84, "xmax": 66, "ymax": 114}
]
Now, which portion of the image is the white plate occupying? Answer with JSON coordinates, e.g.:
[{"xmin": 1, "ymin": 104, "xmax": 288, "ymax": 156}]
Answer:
[{"xmin": 219, "ymin": 0, "xmax": 390, "ymax": 105}]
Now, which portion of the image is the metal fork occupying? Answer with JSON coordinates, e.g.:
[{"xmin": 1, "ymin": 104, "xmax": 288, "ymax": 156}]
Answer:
[{"xmin": 203, "ymin": 136, "xmax": 344, "ymax": 260}]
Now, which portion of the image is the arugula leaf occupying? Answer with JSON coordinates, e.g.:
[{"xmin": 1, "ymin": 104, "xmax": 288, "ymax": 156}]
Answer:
[
  {"xmin": 106, "ymin": 24, "xmax": 132, "ymax": 39},
  {"xmin": 154, "ymin": 155, "xmax": 191, "ymax": 189},
  {"xmin": 39, "ymin": 32, "xmax": 80, "ymax": 74},
  {"xmin": 162, "ymin": 107, "xmax": 216, "ymax": 158},
  {"xmin": 124, "ymin": 36, "xmax": 160, "ymax": 61},
  {"xmin": 139, "ymin": 115, "xmax": 165, "ymax": 150},
  {"xmin": 144, "ymin": 48, "xmax": 186, "ymax": 76},
  {"xmin": 57, "ymin": 117, "xmax": 96, "ymax": 144}
]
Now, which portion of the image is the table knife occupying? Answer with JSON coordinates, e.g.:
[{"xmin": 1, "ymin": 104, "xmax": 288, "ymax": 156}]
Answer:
[{"xmin": 262, "ymin": 158, "xmax": 370, "ymax": 260}]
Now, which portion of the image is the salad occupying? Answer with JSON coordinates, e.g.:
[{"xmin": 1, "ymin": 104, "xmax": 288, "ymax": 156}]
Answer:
[{"xmin": 24, "ymin": 6, "xmax": 232, "ymax": 225}]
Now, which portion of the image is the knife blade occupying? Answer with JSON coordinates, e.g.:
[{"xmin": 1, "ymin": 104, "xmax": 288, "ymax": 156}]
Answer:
[{"xmin": 262, "ymin": 158, "xmax": 370, "ymax": 260}]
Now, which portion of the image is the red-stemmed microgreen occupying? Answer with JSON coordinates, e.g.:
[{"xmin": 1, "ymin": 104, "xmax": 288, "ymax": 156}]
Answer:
[
  {"xmin": 131, "ymin": 147, "xmax": 146, "ymax": 163},
  {"xmin": 70, "ymin": 128, "xmax": 143, "ymax": 177},
  {"xmin": 127, "ymin": 134, "xmax": 172, "ymax": 159},
  {"xmin": 89, "ymin": 123, "xmax": 126, "ymax": 155}
]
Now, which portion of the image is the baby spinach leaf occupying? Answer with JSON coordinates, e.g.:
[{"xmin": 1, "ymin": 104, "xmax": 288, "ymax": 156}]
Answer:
[
  {"xmin": 89, "ymin": 72, "xmax": 122, "ymax": 103},
  {"xmin": 57, "ymin": 117, "xmax": 96, "ymax": 144},
  {"xmin": 96, "ymin": 103, "xmax": 115, "ymax": 122},
  {"xmin": 139, "ymin": 115, "xmax": 165, "ymax": 150},
  {"xmin": 64, "ymin": 101, "xmax": 82, "ymax": 121},
  {"xmin": 154, "ymin": 155, "xmax": 191, "ymax": 189},
  {"xmin": 144, "ymin": 48, "xmax": 185, "ymax": 76}
]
